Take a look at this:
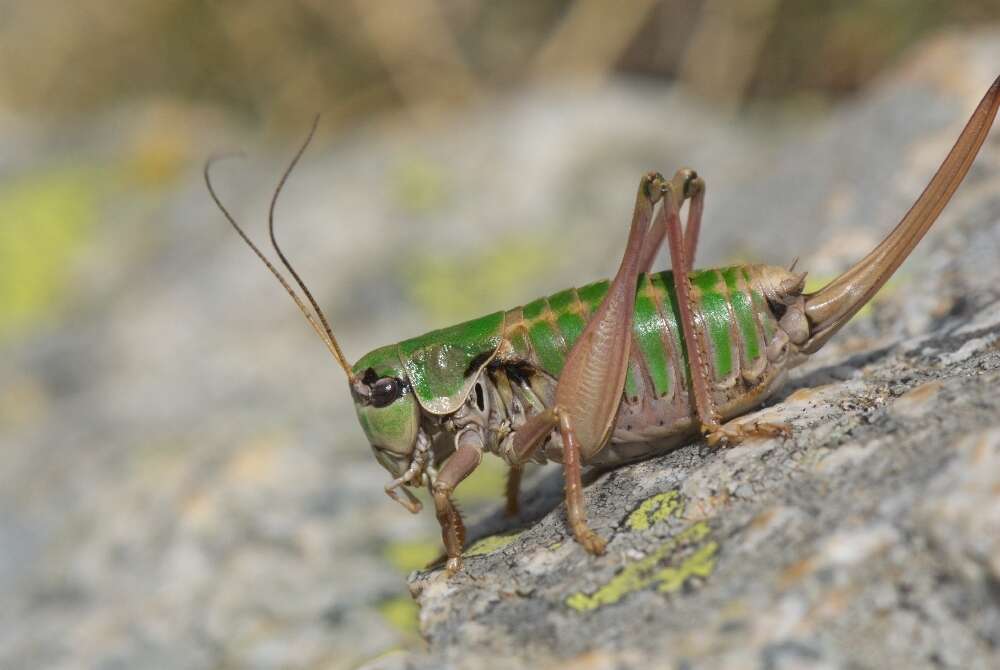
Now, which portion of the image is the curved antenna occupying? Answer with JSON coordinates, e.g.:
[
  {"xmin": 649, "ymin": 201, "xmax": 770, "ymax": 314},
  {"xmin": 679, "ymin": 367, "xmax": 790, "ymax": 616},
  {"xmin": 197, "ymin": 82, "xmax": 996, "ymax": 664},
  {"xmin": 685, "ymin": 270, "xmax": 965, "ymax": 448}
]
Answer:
[
  {"xmin": 204, "ymin": 153, "xmax": 354, "ymax": 379},
  {"xmin": 266, "ymin": 116, "xmax": 351, "ymax": 376}
]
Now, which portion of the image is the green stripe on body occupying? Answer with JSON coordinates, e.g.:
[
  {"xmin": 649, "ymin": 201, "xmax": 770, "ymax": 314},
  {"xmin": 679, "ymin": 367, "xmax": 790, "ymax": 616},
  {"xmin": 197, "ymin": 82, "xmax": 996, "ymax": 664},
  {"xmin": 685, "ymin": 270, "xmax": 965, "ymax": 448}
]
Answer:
[
  {"xmin": 547, "ymin": 287, "xmax": 578, "ymax": 313},
  {"xmin": 556, "ymin": 311, "xmax": 586, "ymax": 350},
  {"xmin": 528, "ymin": 314, "xmax": 568, "ymax": 376},
  {"xmin": 522, "ymin": 296, "xmax": 548, "ymax": 320},
  {"xmin": 690, "ymin": 270, "xmax": 733, "ymax": 380},
  {"xmin": 549, "ymin": 289, "xmax": 587, "ymax": 360},
  {"xmin": 722, "ymin": 267, "xmax": 761, "ymax": 361},
  {"xmin": 511, "ymin": 266, "xmax": 761, "ymax": 396},
  {"xmin": 633, "ymin": 275, "xmax": 672, "ymax": 397},
  {"xmin": 623, "ymin": 366, "xmax": 639, "ymax": 400},
  {"xmin": 650, "ymin": 271, "xmax": 688, "ymax": 386},
  {"xmin": 577, "ymin": 280, "xmax": 609, "ymax": 314}
]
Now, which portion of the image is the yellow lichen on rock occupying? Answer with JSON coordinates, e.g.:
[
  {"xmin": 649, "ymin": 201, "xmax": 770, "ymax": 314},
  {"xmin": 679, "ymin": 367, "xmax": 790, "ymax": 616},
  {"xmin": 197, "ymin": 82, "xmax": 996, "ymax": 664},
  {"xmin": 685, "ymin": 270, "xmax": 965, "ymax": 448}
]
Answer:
[
  {"xmin": 377, "ymin": 595, "xmax": 421, "ymax": 635},
  {"xmin": 464, "ymin": 529, "xmax": 525, "ymax": 557},
  {"xmin": 625, "ymin": 490, "xmax": 683, "ymax": 531},
  {"xmin": 0, "ymin": 168, "xmax": 102, "ymax": 342},
  {"xmin": 383, "ymin": 539, "xmax": 442, "ymax": 573},
  {"xmin": 566, "ymin": 522, "xmax": 718, "ymax": 612}
]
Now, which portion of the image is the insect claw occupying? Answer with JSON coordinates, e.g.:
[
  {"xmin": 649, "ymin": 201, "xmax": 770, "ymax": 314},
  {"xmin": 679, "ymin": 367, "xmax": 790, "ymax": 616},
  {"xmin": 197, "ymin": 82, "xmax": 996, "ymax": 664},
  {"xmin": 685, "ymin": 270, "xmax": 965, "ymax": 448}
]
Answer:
[
  {"xmin": 385, "ymin": 482, "xmax": 423, "ymax": 514},
  {"xmin": 445, "ymin": 557, "xmax": 463, "ymax": 574},
  {"xmin": 386, "ymin": 456, "xmax": 425, "ymax": 513}
]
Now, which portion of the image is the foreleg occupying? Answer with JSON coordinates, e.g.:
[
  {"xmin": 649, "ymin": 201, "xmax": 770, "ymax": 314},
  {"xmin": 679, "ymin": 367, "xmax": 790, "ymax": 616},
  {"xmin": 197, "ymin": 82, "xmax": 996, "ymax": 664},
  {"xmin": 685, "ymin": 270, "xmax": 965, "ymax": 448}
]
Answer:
[{"xmin": 432, "ymin": 428, "xmax": 483, "ymax": 574}]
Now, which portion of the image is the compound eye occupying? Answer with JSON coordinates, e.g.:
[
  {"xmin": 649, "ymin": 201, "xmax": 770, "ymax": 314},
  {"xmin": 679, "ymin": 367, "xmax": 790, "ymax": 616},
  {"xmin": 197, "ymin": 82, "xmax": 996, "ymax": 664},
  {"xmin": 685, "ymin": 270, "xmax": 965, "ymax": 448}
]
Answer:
[{"xmin": 371, "ymin": 377, "xmax": 401, "ymax": 408}]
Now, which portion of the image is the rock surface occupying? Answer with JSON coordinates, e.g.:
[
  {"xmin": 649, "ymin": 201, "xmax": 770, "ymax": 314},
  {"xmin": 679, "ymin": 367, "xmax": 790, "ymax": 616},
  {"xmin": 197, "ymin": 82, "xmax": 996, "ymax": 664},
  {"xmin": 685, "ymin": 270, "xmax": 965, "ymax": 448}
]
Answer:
[
  {"xmin": 399, "ymin": 36, "xmax": 1000, "ymax": 669},
  {"xmin": 1, "ymin": 30, "xmax": 1000, "ymax": 670}
]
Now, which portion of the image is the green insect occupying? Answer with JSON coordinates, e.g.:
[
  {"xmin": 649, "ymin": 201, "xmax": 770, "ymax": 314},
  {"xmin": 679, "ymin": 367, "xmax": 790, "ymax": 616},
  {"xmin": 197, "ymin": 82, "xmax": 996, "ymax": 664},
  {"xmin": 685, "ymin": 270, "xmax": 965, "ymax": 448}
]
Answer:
[{"xmin": 207, "ymin": 77, "xmax": 999, "ymax": 574}]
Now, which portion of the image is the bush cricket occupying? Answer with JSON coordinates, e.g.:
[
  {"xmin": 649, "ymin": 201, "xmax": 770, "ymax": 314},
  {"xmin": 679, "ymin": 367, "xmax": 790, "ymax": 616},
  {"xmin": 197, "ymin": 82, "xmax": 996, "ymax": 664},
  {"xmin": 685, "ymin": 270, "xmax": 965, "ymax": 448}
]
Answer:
[{"xmin": 208, "ymin": 76, "xmax": 999, "ymax": 574}]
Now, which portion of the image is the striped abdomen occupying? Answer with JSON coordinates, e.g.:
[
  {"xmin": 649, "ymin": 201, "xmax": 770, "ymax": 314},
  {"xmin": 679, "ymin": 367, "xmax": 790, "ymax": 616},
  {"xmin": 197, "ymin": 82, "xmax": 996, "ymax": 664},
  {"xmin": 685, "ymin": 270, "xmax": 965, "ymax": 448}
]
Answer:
[{"xmin": 500, "ymin": 265, "xmax": 787, "ymax": 462}]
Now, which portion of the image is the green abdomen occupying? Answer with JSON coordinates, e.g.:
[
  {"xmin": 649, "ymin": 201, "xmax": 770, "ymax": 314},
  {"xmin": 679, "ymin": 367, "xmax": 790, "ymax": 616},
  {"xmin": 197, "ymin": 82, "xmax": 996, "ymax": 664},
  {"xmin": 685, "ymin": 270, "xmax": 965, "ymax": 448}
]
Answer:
[{"xmin": 503, "ymin": 266, "xmax": 780, "ymax": 410}]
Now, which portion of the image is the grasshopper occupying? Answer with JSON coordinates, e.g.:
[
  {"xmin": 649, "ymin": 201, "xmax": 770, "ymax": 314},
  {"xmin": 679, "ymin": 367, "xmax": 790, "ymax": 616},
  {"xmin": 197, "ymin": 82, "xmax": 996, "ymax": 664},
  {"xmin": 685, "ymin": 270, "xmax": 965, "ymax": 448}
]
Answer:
[{"xmin": 208, "ymin": 77, "xmax": 999, "ymax": 574}]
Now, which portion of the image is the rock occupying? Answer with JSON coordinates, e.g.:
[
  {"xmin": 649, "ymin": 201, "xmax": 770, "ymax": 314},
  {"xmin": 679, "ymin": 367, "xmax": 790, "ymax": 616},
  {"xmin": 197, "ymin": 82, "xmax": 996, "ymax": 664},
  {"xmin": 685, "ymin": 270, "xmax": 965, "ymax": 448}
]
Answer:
[
  {"xmin": 918, "ymin": 428, "xmax": 1000, "ymax": 592},
  {"xmin": 399, "ymin": 35, "xmax": 1000, "ymax": 669}
]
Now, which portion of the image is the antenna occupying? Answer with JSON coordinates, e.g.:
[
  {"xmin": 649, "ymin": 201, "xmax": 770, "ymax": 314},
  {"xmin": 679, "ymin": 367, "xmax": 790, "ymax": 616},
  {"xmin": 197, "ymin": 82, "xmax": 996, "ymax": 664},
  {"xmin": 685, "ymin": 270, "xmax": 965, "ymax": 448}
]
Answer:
[
  {"xmin": 204, "ymin": 127, "xmax": 353, "ymax": 378},
  {"xmin": 266, "ymin": 116, "xmax": 351, "ymax": 376}
]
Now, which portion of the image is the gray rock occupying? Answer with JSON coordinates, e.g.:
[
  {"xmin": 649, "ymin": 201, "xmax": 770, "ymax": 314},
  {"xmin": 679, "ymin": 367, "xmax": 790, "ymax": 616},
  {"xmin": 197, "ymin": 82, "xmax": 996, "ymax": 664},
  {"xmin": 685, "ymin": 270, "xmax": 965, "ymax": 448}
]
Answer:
[{"xmin": 399, "ymin": 36, "xmax": 1000, "ymax": 669}]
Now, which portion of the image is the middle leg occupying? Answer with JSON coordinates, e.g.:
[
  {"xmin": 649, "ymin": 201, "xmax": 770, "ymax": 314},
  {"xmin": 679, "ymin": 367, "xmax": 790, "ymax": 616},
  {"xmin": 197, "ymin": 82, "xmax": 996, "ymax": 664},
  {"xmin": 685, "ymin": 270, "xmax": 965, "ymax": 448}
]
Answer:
[{"xmin": 505, "ymin": 465, "xmax": 523, "ymax": 517}]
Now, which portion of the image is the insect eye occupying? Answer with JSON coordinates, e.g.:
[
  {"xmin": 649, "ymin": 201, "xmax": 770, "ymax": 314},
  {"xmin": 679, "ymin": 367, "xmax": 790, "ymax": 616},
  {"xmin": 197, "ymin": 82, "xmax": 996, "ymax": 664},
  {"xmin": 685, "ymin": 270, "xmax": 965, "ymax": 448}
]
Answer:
[
  {"xmin": 371, "ymin": 377, "xmax": 402, "ymax": 408},
  {"xmin": 361, "ymin": 367, "xmax": 379, "ymax": 386}
]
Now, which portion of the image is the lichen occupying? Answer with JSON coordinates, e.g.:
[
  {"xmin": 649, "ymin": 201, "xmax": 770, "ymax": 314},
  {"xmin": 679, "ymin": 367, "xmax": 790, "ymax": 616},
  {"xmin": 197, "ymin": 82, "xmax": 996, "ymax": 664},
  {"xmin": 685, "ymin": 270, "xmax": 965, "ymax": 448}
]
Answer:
[
  {"xmin": 391, "ymin": 155, "xmax": 449, "ymax": 215},
  {"xmin": 377, "ymin": 595, "xmax": 420, "ymax": 635},
  {"xmin": 625, "ymin": 490, "xmax": 683, "ymax": 531},
  {"xmin": 566, "ymin": 522, "xmax": 718, "ymax": 612},
  {"xmin": 453, "ymin": 457, "xmax": 508, "ymax": 505},
  {"xmin": 464, "ymin": 529, "xmax": 524, "ymax": 557},
  {"xmin": 383, "ymin": 539, "xmax": 441, "ymax": 573},
  {"xmin": 0, "ymin": 168, "xmax": 102, "ymax": 342}
]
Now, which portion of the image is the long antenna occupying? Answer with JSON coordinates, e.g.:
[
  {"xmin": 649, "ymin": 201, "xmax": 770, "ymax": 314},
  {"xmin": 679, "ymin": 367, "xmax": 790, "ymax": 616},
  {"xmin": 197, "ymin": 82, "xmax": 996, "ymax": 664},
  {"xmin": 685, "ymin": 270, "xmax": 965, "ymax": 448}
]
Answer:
[
  {"xmin": 204, "ymin": 146, "xmax": 354, "ymax": 378},
  {"xmin": 267, "ymin": 116, "xmax": 351, "ymax": 376}
]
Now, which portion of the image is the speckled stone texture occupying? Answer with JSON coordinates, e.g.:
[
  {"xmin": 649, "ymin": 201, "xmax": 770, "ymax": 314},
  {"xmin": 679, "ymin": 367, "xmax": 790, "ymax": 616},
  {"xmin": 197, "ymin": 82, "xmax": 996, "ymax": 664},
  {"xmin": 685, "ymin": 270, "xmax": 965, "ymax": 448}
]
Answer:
[{"xmin": 399, "ymin": 37, "xmax": 1000, "ymax": 670}]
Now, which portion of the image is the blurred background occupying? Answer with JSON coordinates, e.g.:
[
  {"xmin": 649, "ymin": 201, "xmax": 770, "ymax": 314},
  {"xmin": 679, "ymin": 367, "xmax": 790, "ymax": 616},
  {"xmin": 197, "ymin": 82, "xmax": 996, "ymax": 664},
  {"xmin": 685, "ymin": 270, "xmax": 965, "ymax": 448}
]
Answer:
[{"xmin": 2, "ymin": 2, "xmax": 1000, "ymax": 668}]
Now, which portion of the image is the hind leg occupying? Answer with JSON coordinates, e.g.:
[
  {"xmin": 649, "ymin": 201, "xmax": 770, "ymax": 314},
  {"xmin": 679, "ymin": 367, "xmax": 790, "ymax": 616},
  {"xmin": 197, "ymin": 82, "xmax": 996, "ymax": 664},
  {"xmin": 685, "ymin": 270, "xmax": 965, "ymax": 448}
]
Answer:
[
  {"xmin": 546, "ymin": 172, "xmax": 670, "ymax": 553},
  {"xmin": 706, "ymin": 418, "xmax": 791, "ymax": 448},
  {"xmin": 638, "ymin": 168, "xmax": 705, "ymax": 273},
  {"xmin": 655, "ymin": 173, "xmax": 788, "ymax": 446}
]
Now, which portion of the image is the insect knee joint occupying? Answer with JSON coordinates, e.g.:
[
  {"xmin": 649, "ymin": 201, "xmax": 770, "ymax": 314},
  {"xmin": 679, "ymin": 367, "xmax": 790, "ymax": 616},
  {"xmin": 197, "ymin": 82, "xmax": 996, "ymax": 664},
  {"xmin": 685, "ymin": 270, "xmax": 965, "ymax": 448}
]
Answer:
[
  {"xmin": 670, "ymin": 167, "xmax": 697, "ymax": 191},
  {"xmin": 432, "ymin": 480, "xmax": 453, "ymax": 498}
]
